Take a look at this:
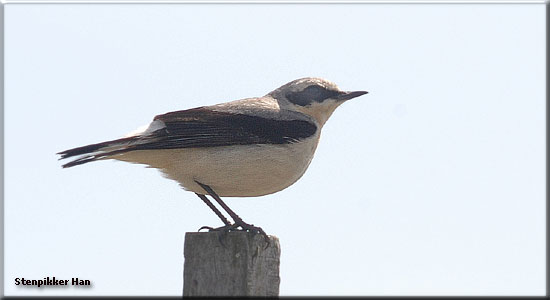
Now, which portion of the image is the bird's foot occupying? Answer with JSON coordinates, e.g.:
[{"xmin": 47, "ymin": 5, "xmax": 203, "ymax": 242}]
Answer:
[
  {"xmin": 198, "ymin": 222, "xmax": 269, "ymax": 248},
  {"xmin": 235, "ymin": 221, "xmax": 268, "ymax": 238},
  {"xmin": 233, "ymin": 220, "xmax": 270, "ymax": 249},
  {"xmin": 198, "ymin": 222, "xmax": 266, "ymax": 236}
]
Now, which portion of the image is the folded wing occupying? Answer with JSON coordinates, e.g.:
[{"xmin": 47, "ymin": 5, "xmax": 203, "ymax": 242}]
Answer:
[{"xmin": 58, "ymin": 107, "xmax": 317, "ymax": 168}]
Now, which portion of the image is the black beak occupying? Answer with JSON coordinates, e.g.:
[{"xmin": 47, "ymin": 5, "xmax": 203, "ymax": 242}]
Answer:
[{"xmin": 336, "ymin": 90, "xmax": 368, "ymax": 101}]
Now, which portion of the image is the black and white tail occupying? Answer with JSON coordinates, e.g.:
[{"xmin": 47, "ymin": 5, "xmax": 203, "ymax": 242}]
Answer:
[{"xmin": 57, "ymin": 136, "xmax": 143, "ymax": 168}]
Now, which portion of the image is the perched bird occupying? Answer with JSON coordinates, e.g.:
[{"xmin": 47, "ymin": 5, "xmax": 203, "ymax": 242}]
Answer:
[{"xmin": 58, "ymin": 77, "xmax": 368, "ymax": 236}]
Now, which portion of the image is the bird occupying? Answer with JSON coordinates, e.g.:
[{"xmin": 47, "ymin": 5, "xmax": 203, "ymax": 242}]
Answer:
[{"xmin": 58, "ymin": 77, "xmax": 368, "ymax": 237}]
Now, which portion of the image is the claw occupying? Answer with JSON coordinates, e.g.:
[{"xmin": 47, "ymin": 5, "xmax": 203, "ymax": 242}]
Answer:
[{"xmin": 198, "ymin": 225, "xmax": 215, "ymax": 232}]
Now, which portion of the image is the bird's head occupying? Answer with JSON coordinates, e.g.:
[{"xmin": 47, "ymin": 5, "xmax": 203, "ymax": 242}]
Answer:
[{"xmin": 268, "ymin": 77, "xmax": 368, "ymax": 126}]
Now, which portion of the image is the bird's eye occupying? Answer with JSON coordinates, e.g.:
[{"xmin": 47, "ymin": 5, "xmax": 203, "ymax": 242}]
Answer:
[{"xmin": 286, "ymin": 86, "xmax": 340, "ymax": 106}]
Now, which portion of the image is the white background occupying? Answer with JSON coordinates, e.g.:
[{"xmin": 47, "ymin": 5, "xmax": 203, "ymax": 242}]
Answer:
[{"xmin": 4, "ymin": 2, "xmax": 546, "ymax": 296}]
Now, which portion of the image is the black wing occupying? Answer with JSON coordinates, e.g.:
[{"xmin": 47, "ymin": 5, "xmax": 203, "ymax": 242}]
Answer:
[
  {"xmin": 134, "ymin": 107, "xmax": 318, "ymax": 150},
  {"xmin": 58, "ymin": 107, "xmax": 317, "ymax": 168}
]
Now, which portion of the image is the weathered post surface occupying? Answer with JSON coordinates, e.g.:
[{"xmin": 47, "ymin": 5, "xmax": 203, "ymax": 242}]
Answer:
[{"xmin": 183, "ymin": 231, "xmax": 280, "ymax": 296}]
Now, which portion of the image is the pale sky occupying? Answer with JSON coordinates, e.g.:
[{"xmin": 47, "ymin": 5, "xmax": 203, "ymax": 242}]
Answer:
[{"xmin": 3, "ymin": 2, "xmax": 546, "ymax": 296}]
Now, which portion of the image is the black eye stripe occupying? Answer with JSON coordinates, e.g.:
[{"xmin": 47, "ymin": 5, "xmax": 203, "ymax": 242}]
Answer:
[{"xmin": 286, "ymin": 85, "xmax": 341, "ymax": 106}]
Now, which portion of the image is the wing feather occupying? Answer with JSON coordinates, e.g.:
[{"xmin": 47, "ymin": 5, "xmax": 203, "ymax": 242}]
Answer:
[{"xmin": 58, "ymin": 107, "xmax": 317, "ymax": 168}]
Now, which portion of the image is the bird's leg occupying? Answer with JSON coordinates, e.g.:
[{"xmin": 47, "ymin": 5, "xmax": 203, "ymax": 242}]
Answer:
[
  {"xmin": 194, "ymin": 180, "xmax": 269, "ymax": 241},
  {"xmin": 195, "ymin": 193, "xmax": 232, "ymax": 230}
]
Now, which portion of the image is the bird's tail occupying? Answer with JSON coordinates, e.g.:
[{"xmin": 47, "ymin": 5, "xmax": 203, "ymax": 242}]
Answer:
[{"xmin": 57, "ymin": 136, "xmax": 140, "ymax": 168}]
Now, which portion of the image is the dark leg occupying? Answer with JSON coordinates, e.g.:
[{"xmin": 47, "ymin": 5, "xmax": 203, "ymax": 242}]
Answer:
[
  {"xmin": 195, "ymin": 193, "xmax": 231, "ymax": 227},
  {"xmin": 194, "ymin": 180, "xmax": 268, "ymax": 240}
]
